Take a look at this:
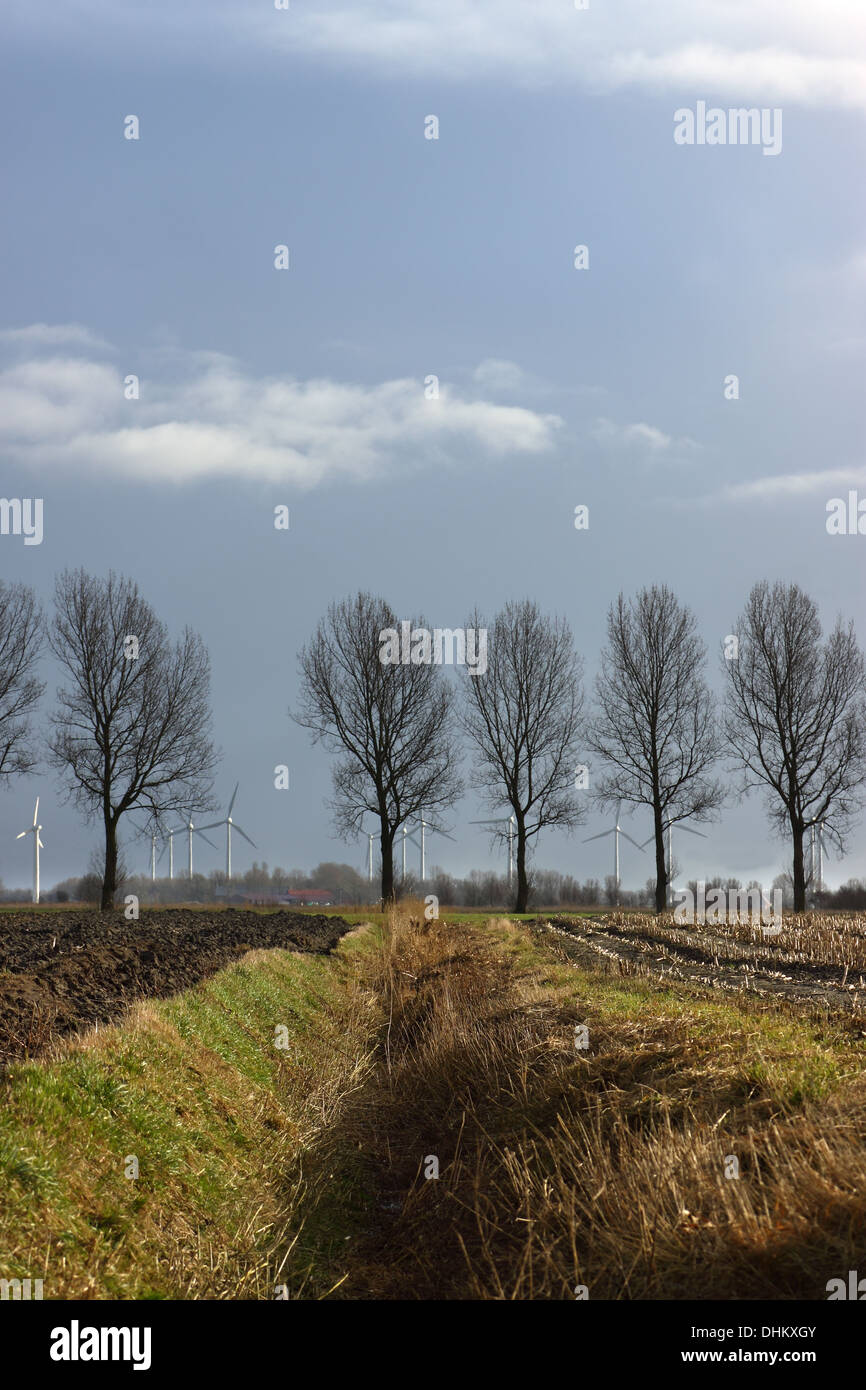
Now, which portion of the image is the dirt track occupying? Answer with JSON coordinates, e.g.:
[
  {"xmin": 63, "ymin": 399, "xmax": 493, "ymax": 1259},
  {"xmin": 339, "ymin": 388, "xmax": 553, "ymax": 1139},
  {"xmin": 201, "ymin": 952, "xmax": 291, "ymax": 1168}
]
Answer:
[
  {"xmin": 534, "ymin": 914, "xmax": 866, "ymax": 1018},
  {"xmin": 0, "ymin": 908, "xmax": 351, "ymax": 1066}
]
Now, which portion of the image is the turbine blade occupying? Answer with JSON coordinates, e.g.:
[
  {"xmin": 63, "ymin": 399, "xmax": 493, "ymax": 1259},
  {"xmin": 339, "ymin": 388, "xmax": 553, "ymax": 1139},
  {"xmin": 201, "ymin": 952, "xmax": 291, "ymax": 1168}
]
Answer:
[
  {"xmin": 227, "ymin": 782, "xmax": 239, "ymax": 818},
  {"xmin": 196, "ymin": 821, "xmax": 224, "ymax": 832},
  {"xmin": 233, "ymin": 824, "xmax": 256, "ymax": 847},
  {"xmin": 33, "ymin": 798, "xmax": 39, "ymax": 825},
  {"xmin": 15, "ymin": 830, "xmax": 27, "ymax": 839},
  {"xmin": 639, "ymin": 835, "xmax": 655, "ymax": 849},
  {"xmin": 582, "ymin": 830, "xmax": 613, "ymax": 844},
  {"xmin": 195, "ymin": 831, "xmax": 218, "ymax": 849},
  {"xmin": 620, "ymin": 831, "xmax": 646, "ymax": 853},
  {"xmin": 679, "ymin": 825, "xmax": 708, "ymax": 838}
]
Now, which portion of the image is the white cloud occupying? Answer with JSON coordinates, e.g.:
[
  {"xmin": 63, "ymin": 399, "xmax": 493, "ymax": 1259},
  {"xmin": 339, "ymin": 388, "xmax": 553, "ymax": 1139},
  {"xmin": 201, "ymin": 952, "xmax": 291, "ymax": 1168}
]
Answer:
[
  {"xmin": 0, "ymin": 359, "xmax": 119, "ymax": 439},
  {"xmin": 0, "ymin": 323, "xmax": 110, "ymax": 350},
  {"xmin": 608, "ymin": 43, "xmax": 866, "ymax": 110},
  {"xmin": 16, "ymin": 0, "xmax": 866, "ymax": 110},
  {"xmin": 0, "ymin": 336, "xmax": 562, "ymax": 487},
  {"xmin": 593, "ymin": 418, "xmax": 677, "ymax": 452},
  {"xmin": 717, "ymin": 467, "xmax": 866, "ymax": 502}
]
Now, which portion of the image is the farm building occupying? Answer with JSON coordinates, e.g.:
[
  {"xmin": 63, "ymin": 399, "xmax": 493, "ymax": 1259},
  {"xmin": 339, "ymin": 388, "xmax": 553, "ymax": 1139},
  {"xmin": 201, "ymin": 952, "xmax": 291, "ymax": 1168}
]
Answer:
[
  {"xmin": 277, "ymin": 889, "xmax": 334, "ymax": 907},
  {"xmin": 215, "ymin": 888, "xmax": 334, "ymax": 907}
]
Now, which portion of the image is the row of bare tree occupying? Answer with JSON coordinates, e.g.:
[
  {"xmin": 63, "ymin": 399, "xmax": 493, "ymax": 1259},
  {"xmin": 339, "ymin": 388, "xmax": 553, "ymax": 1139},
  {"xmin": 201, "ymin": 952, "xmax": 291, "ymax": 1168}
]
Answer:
[
  {"xmin": 2, "ymin": 572, "xmax": 862, "ymax": 915},
  {"xmin": 295, "ymin": 583, "xmax": 866, "ymax": 914}
]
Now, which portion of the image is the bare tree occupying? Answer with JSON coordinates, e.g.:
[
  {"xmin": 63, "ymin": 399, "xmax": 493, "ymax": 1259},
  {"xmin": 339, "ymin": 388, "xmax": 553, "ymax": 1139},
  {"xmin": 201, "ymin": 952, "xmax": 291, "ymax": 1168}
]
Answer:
[
  {"xmin": 0, "ymin": 581, "xmax": 44, "ymax": 781},
  {"xmin": 48, "ymin": 569, "xmax": 219, "ymax": 910},
  {"xmin": 460, "ymin": 599, "xmax": 585, "ymax": 912},
  {"xmin": 588, "ymin": 586, "xmax": 723, "ymax": 913},
  {"xmin": 293, "ymin": 592, "xmax": 462, "ymax": 904},
  {"xmin": 724, "ymin": 580, "xmax": 866, "ymax": 913}
]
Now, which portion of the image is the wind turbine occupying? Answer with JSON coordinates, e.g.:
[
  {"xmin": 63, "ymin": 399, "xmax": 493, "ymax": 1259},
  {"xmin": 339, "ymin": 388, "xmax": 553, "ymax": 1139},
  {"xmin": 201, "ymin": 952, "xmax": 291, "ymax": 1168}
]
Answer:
[
  {"xmin": 362, "ymin": 827, "xmax": 377, "ymax": 883},
  {"xmin": 641, "ymin": 816, "xmax": 708, "ymax": 908},
  {"xmin": 161, "ymin": 820, "xmax": 195, "ymax": 880},
  {"xmin": 197, "ymin": 784, "xmax": 256, "ymax": 880},
  {"xmin": 174, "ymin": 813, "xmax": 218, "ymax": 879},
  {"xmin": 809, "ymin": 821, "xmax": 834, "ymax": 896},
  {"xmin": 130, "ymin": 819, "xmax": 160, "ymax": 881},
  {"xmin": 16, "ymin": 798, "xmax": 44, "ymax": 904},
  {"xmin": 407, "ymin": 814, "xmax": 455, "ymax": 882},
  {"xmin": 158, "ymin": 826, "xmax": 181, "ymax": 880},
  {"xmin": 471, "ymin": 815, "xmax": 516, "ymax": 887},
  {"xmin": 583, "ymin": 801, "xmax": 644, "ymax": 901},
  {"xmin": 401, "ymin": 824, "xmax": 409, "ymax": 880}
]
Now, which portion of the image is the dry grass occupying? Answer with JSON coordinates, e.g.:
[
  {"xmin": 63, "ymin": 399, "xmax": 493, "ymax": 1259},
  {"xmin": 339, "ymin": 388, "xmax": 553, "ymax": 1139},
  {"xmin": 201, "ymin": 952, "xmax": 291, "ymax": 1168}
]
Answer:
[{"xmin": 277, "ymin": 910, "xmax": 866, "ymax": 1299}]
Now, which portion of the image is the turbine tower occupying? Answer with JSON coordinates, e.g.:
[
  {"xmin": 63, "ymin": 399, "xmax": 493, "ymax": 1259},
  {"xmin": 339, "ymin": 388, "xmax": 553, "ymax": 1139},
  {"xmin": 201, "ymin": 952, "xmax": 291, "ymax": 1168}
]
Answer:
[
  {"xmin": 583, "ymin": 801, "xmax": 644, "ymax": 902},
  {"xmin": 16, "ymin": 798, "xmax": 44, "ymax": 904},
  {"xmin": 160, "ymin": 823, "xmax": 188, "ymax": 880},
  {"xmin": 641, "ymin": 816, "xmax": 708, "ymax": 907},
  {"xmin": 809, "ymin": 821, "xmax": 833, "ymax": 896},
  {"xmin": 197, "ymin": 784, "xmax": 257, "ymax": 880},
  {"xmin": 365, "ymin": 830, "xmax": 376, "ymax": 883},
  {"xmin": 471, "ymin": 815, "xmax": 516, "ymax": 887},
  {"xmin": 160, "ymin": 827, "xmax": 179, "ymax": 880},
  {"xmin": 174, "ymin": 813, "xmax": 218, "ymax": 879},
  {"xmin": 130, "ymin": 819, "xmax": 160, "ymax": 881},
  {"xmin": 407, "ymin": 814, "xmax": 455, "ymax": 882}
]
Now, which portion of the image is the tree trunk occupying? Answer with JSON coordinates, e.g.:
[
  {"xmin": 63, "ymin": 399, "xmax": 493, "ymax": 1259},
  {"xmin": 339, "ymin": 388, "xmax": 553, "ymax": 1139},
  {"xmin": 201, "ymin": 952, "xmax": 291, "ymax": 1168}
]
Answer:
[
  {"xmin": 101, "ymin": 816, "xmax": 118, "ymax": 912},
  {"xmin": 380, "ymin": 823, "xmax": 395, "ymax": 906},
  {"xmin": 515, "ymin": 821, "xmax": 529, "ymax": 912},
  {"xmin": 791, "ymin": 818, "xmax": 806, "ymax": 914},
  {"xmin": 654, "ymin": 801, "xmax": 667, "ymax": 914}
]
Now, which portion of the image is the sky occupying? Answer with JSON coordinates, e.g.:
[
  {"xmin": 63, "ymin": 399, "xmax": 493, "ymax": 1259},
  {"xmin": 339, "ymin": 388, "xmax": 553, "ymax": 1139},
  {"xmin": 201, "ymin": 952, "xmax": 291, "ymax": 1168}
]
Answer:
[{"xmin": 0, "ymin": 0, "xmax": 864, "ymax": 892}]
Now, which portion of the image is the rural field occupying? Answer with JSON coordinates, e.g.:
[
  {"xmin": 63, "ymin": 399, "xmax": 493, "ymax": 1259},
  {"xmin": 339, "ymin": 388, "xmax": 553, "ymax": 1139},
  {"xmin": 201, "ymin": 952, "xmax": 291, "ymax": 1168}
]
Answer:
[
  {"xmin": 1, "ymin": 902, "xmax": 864, "ymax": 1301},
  {"xmin": 0, "ymin": 908, "xmax": 349, "ymax": 1067}
]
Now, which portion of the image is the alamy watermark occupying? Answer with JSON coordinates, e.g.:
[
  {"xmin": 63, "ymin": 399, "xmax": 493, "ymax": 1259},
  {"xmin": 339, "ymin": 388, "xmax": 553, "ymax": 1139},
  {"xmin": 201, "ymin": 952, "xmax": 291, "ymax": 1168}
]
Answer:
[
  {"xmin": 674, "ymin": 102, "xmax": 782, "ymax": 157},
  {"xmin": 674, "ymin": 883, "xmax": 783, "ymax": 936},
  {"xmin": 1, "ymin": 1277, "xmax": 43, "ymax": 1299},
  {"xmin": 0, "ymin": 498, "xmax": 42, "ymax": 545},
  {"xmin": 826, "ymin": 491, "xmax": 866, "ymax": 535},
  {"xmin": 379, "ymin": 622, "xmax": 488, "ymax": 676},
  {"xmin": 827, "ymin": 1270, "xmax": 866, "ymax": 1300},
  {"xmin": 50, "ymin": 1322, "xmax": 151, "ymax": 1370}
]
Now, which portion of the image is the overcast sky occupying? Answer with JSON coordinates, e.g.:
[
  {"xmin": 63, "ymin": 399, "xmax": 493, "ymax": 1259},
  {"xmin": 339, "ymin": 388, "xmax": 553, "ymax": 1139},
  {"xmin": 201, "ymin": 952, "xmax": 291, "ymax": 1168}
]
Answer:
[{"xmin": 0, "ymin": 1, "xmax": 864, "ymax": 891}]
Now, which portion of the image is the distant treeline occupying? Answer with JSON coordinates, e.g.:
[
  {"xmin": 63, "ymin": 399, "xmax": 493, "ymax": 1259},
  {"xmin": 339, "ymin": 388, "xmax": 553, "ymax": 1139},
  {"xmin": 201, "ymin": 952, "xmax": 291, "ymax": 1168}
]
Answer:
[
  {"xmin": 44, "ymin": 861, "xmax": 377, "ymax": 906},
  {"xmin": 23, "ymin": 862, "xmax": 866, "ymax": 911}
]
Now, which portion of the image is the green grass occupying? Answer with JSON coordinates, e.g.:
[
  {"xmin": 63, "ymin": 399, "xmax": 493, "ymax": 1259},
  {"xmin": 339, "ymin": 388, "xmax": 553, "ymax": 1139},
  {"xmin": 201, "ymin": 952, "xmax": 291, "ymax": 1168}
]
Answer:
[{"xmin": 0, "ymin": 932, "xmax": 379, "ymax": 1299}]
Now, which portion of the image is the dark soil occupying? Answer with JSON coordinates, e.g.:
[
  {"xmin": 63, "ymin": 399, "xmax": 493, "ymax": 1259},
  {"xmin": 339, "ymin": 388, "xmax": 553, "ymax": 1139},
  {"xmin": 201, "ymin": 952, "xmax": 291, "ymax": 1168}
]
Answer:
[{"xmin": 0, "ymin": 908, "xmax": 352, "ymax": 1066}]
